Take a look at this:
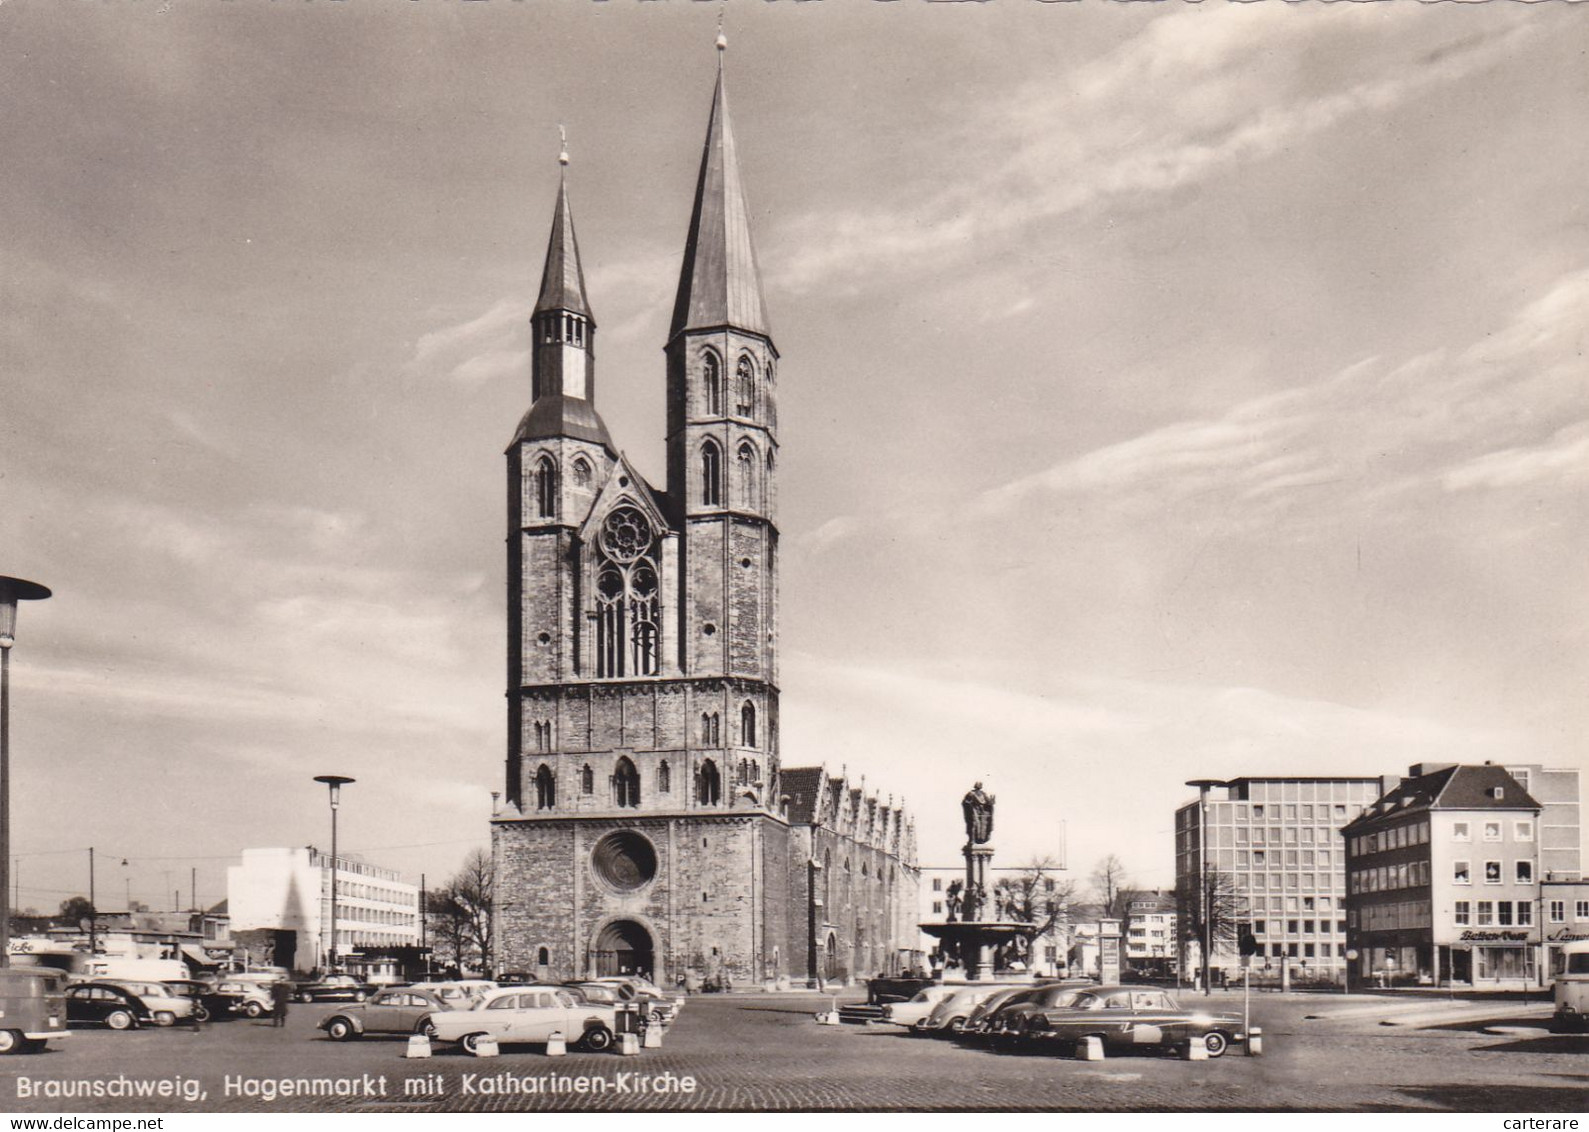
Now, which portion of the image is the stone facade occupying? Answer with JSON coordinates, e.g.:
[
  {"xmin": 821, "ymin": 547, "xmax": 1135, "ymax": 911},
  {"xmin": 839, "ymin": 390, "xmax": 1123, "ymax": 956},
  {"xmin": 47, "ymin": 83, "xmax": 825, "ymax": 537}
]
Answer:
[{"xmin": 491, "ymin": 58, "xmax": 917, "ymax": 986}]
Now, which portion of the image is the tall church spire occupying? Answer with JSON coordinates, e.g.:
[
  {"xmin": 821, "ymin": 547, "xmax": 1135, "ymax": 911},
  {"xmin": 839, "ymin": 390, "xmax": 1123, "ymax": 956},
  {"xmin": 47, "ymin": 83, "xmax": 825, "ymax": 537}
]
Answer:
[
  {"xmin": 669, "ymin": 43, "xmax": 772, "ymax": 344},
  {"xmin": 534, "ymin": 155, "xmax": 592, "ymax": 320}
]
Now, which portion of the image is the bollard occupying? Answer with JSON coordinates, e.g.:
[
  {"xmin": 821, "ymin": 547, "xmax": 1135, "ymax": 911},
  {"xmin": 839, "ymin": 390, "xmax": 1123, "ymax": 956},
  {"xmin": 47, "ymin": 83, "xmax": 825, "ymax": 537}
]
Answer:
[
  {"xmin": 472, "ymin": 1035, "xmax": 500, "ymax": 1058},
  {"xmin": 1246, "ymin": 1027, "xmax": 1262, "ymax": 1057},
  {"xmin": 643, "ymin": 1024, "xmax": 663, "ymax": 1049},
  {"xmin": 618, "ymin": 1032, "xmax": 642, "ymax": 1056},
  {"xmin": 404, "ymin": 1033, "xmax": 432, "ymax": 1059},
  {"xmin": 1184, "ymin": 1037, "xmax": 1209, "ymax": 1061},
  {"xmin": 1075, "ymin": 1036, "xmax": 1105, "ymax": 1061},
  {"xmin": 546, "ymin": 1030, "xmax": 566, "ymax": 1057},
  {"xmin": 815, "ymin": 1011, "xmax": 841, "ymax": 1025}
]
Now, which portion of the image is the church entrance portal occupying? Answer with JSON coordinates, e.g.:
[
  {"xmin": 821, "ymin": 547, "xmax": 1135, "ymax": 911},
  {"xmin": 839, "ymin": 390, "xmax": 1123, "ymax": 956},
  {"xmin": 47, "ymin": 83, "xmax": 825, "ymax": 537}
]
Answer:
[{"xmin": 592, "ymin": 920, "xmax": 654, "ymax": 979}]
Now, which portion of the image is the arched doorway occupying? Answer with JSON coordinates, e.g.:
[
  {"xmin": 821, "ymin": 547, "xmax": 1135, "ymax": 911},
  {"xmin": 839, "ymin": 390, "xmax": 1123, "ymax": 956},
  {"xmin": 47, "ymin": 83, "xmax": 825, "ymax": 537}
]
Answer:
[
  {"xmin": 823, "ymin": 932, "xmax": 838, "ymax": 981},
  {"xmin": 592, "ymin": 919, "xmax": 654, "ymax": 979}
]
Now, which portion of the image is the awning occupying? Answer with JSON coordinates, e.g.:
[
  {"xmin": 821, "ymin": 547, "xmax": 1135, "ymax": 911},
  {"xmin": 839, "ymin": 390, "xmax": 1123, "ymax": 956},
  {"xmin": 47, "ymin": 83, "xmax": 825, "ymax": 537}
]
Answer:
[{"xmin": 180, "ymin": 944, "xmax": 226, "ymax": 968}]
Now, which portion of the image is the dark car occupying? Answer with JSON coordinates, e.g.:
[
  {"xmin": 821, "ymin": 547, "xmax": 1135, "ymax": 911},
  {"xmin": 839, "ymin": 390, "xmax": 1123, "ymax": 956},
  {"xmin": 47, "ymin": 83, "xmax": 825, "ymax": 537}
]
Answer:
[
  {"xmin": 293, "ymin": 974, "xmax": 371, "ymax": 1003},
  {"xmin": 1011, "ymin": 985, "xmax": 1247, "ymax": 1057},
  {"xmin": 319, "ymin": 987, "xmax": 457, "ymax": 1041},
  {"xmin": 65, "ymin": 982, "xmax": 182, "ymax": 1030},
  {"xmin": 162, "ymin": 979, "xmax": 238, "ymax": 1023}
]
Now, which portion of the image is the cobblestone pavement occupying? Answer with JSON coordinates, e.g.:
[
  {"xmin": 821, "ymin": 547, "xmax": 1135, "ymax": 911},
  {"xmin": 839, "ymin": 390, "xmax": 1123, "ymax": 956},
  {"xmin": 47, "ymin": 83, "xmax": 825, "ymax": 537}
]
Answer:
[{"xmin": 0, "ymin": 990, "xmax": 1583, "ymax": 1113}]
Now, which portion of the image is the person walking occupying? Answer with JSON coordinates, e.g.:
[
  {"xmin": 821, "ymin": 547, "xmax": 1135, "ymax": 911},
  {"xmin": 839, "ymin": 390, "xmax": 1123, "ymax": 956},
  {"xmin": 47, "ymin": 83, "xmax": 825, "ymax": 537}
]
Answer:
[{"xmin": 270, "ymin": 979, "xmax": 291, "ymax": 1028}]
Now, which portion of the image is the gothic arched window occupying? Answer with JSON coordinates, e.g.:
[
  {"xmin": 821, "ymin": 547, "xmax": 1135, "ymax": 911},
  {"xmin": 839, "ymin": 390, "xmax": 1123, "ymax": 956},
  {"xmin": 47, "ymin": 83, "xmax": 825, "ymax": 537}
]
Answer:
[
  {"xmin": 534, "ymin": 764, "xmax": 556, "ymax": 811},
  {"xmin": 765, "ymin": 450, "xmax": 775, "ymax": 513},
  {"xmin": 736, "ymin": 442, "xmax": 756, "ymax": 511},
  {"xmin": 741, "ymin": 702, "xmax": 757, "ymax": 748},
  {"xmin": 700, "ymin": 711, "xmax": 720, "ymax": 746},
  {"xmin": 613, "ymin": 757, "xmax": 640, "ymax": 809},
  {"xmin": 735, "ymin": 355, "xmax": 755, "ymax": 418},
  {"xmin": 698, "ymin": 759, "xmax": 722, "ymax": 806},
  {"xmin": 581, "ymin": 764, "xmax": 594, "ymax": 794},
  {"xmin": 658, "ymin": 760, "xmax": 671, "ymax": 794},
  {"xmin": 535, "ymin": 455, "xmax": 558, "ymax": 519},
  {"xmin": 701, "ymin": 441, "xmax": 722, "ymax": 507},
  {"xmin": 572, "ymin": 457, "xmax": 592, "ymax": 487},
  {"xmin": 593, "ymin": 506, "xmax": 660, "ymax": 679},
  {"xmin": 703, "ymin": 351, "xmax": 722, "ymax": 416}
]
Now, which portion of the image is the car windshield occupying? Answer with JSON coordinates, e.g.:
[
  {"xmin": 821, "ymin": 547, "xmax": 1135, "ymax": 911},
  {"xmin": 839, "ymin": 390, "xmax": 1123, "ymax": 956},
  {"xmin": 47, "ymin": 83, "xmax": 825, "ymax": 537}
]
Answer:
[
  {"xmin": 1069, "ymin": 993, "xmax": 1105, "ymax": 1011},
  {"xmin": 1039, "ymin": 988, "xmax": 1087, "ymax": 1008}
]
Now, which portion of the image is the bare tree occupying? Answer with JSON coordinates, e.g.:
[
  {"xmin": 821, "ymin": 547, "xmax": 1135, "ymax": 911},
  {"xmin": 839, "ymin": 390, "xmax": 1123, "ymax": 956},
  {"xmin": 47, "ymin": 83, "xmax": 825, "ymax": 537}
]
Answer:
[
  {"xmin": 428, "ymin": 848, "xmax": 495, "ymax": 975},
  {"xmin": 1175, "ymin": 868, "xmax": 1246, "ymax": 995},
  {"xmin": 994, "ymin": 855, "xmax": 1075, "ymax": 935},
  {"xmin": 1089, "ymin": 854, "xmax": 1139, "ymax": 921}
]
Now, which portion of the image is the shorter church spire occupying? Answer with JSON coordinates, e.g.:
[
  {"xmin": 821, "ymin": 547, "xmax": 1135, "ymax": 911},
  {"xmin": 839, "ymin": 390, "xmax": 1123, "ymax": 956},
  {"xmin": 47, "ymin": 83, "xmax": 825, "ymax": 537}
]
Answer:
[{"xmin": 534, "ymin": 158, "xmax": 592, "ymax": 321}]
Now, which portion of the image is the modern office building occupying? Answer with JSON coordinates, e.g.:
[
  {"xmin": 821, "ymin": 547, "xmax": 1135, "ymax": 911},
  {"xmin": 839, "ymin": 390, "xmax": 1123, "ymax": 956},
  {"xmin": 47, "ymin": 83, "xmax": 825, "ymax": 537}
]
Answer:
[
  {"xmin": 227, "ymin": 847, "xmax": 420, "ymax": 973},
  {"xmin": 1175, "ymin": 776, "xmax": 1384, "ymax": 984}
]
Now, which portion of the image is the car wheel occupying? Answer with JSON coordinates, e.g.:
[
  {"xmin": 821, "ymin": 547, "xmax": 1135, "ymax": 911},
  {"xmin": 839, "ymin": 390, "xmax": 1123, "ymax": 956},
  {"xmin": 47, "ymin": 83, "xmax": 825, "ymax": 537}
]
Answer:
[
  {"xmin": 193, "ymin": 1003, "xmax": 212, "ymax": 1023},
  {"xmin": 580, "ymin": 1023, "xmax": 613, "ymax": 1052},
  {"xmin": 153, "ymin": 1012, "xmax": 176, "ymax": 1028},
  {"xmin": 294, "ymin": 992, "xmax": 310, "ymax": 1004},
  {"xmin": 0, "ymin": 1030, "xmax": 21, "ymax": 1055},
  {"xmin": 106, "ymin": 1010, "xmax": 135, "ymax": 1031},
  {"xmin": 244, "ymin": 1001, "xmax": 266, "ymax": 1019},
  {"xmin": 325, "ymin": 1018, "xmax": 356, "ymax": 1042},
  {"xmin": 460, "ymin": 1032, "xmax": 492, "ymax": 1057},
  {"xmin": 1202, "ymin": 1031, "xmax": 1229, "ymax": 1059},
  {"xmin": 416, "ymin": 1018, "xmax": 438, "ymax": 1040}
]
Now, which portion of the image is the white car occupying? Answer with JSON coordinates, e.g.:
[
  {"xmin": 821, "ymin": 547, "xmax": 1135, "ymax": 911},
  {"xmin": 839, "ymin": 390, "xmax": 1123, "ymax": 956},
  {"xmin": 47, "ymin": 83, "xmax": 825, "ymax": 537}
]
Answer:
[
  {"xmin": 430, "ymin": 986, "xmax": 617, "ymax": 1055},
  {"xmin": 878, "ymin": 985, "xmax": 956, "ymax": 1028}
]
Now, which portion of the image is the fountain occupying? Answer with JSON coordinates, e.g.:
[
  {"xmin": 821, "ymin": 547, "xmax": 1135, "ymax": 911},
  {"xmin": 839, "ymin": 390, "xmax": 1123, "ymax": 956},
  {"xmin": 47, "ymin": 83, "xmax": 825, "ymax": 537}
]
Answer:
[{"xmin": 919, "ymin": 783, "xmax": 1039, "ymax": 981}]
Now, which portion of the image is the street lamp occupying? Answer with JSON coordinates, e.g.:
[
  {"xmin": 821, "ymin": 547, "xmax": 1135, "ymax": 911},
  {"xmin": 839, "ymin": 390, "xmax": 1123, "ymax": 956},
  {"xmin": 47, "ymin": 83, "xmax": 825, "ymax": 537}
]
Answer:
[
  {"xmin": 1187, "ymin": 779, "xmax": 1229, "ymax": 997},
  {"xmin": 0, "ymin": 575, "xmax": 51, "ymax": 968},
  {"xmin": 314, "ymin": 775, "xmax": 355, "ymax": 972}
]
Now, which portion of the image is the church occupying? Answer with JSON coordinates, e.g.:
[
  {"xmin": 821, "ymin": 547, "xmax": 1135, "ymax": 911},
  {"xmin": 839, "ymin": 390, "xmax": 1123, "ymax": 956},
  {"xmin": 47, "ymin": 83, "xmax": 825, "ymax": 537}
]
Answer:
[{"xmin": 490, "ymin": 45, "xmax": 920, "ymax": 988}]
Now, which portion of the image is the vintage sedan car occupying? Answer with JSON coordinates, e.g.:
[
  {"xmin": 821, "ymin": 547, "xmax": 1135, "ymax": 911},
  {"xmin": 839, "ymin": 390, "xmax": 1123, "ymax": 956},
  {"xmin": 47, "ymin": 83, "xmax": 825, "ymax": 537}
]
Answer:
[
  {"xmin": 1010, "ymin": 985, "xmax": 1247, "ymax": 1057},
  {"xmin": 319, "ymin": 986, "xmax": 459, "ymax": 1041},
  {"xmin": 162, "ymin": 979, "xmax": 238, "ymax": 1023},
  {"xmin": 431, "ymin": 986, "xmax": 617, "ymax": 1055},
  {"xmin": 293, "ymin": 974, "xmax": 372, "ymax": 1003},
  {"xmin": 917, "ymin": 984, "xmax": 1023, "ymax": 1035},
  {"xmin": 569, "ymin": 979, "xmax": 677, "ymax": 1023},
  {"xmin": 878, "ymin": 985, "xmax": 956, "ymax": 1028},
  {"xmin": 213, "ymin": 978, "xmax": 276, "ymax": 1019},
  {"xmin": 65, "ymin": 981, "xmax": 192, "ymax": 1029},
  {"xmin": 960, "ymin": 984, "xmax": 1051, "ymax": 1039}
]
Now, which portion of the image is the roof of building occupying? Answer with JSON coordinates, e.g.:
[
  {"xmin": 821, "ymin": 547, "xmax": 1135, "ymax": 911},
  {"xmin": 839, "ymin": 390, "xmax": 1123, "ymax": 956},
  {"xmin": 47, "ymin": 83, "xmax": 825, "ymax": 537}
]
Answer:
[
  {"xmin": 1343, "ymin": 764, "xmax": 1540, "ymax": 832},
  {"xmin": 510, "ymin": 394, "xmax": 617, "ymax": 454},
  {"xmin": 534, "ymin": 174, "xmax": 592, "ymax": 319},
  {"xmin": 668, "ymin": 62, "xmax": 772, "ymax": 344},
  {"xmin": 780, "ymin": 767, "xmax": 826, "ymax": 824}
]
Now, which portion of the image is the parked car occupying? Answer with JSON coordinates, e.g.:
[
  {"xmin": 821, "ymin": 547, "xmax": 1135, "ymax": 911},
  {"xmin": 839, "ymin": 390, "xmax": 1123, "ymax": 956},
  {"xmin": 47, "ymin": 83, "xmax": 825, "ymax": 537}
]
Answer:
[
  {"xmin": 293, "ymin": 974, "xmax": 372, "ymax": 1003},
  {"xmin": 1550, "ymin": 940, "xmax": 1589, "ymax": 1033},
  {"xmin": 961, "ymin": 985, "xmax": 1050, "ymax": 1040},
  {"xmin": 1012, "ymin": 985, "xmax": 1247, "ymax": 1057},
  {"xmin": 415, "ymin": 980, "xmax": 498, "ymax": 1010},
  {"xmin": 569, "ymin": 979, "xmax": 677, "ymax": 1023},
  {"xmin": 213, "ymin": 978, "xmax": 276, "ymax": 1019},
  {"xmin": 319, "ymin": 986, "xmax": 460, "ymax": 1041},
  {"xmin": 162, "ymin": 978, "xmax": 234, "ymax": 1023},
  {"xmin": 0, "ymin": 968, "xmax": 69, "ymax": 1054},
  {"xmin": 878, "ymin": 985, "xmax": 956, "ymax": 1028},
  {"xmin": 985, "ymin": 983, "xmax": 1095, "ymax": 1037},
  {"xmin": 917, "ymin": 984, "xmax": 1023, "ymax": 1036},
  {"xmin": 430, "ymin": 985, "xmax": 617, "ymax": 1055},
  {"xmin": 65, "ymin": 981, "xmax": 193, "ymax": 1029}
]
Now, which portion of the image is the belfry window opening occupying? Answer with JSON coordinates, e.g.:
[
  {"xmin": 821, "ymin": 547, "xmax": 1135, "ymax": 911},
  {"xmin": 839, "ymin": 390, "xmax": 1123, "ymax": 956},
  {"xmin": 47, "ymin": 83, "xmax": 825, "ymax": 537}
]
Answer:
[
  {"xmin": 701, "ymin": 441, "xmax": 722, "ymax": 507},
  {"xmin": 613, "ymin": 757, "xmax": 641, "ymax": 809},
  {"xmin": 535, "ymin": 456, "xmax": 558, "ymax": 519},
  {"xmin": 703, "ymin": 351, "xmax": 722, "ymax": 416},
  {"xmin": 735, "ymin": 355, "xmax": 755, "ymax": 417}
]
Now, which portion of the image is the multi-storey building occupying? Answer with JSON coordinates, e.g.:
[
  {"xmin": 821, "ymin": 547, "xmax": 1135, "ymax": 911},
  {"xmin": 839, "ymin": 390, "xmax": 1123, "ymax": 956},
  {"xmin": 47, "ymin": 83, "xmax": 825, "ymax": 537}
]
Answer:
[
  {"xmin": 1175, "ymin": 777, "xmax": 1384, "ymax": 983},
  {"xmin": 1543, "ymin": 877, "xmax": 1589, "ymax": 975},
  {"xmin": 226, "ymin": 847, "xmax": 420, "ymax": 973},
  {"xmin": 1124, "ymin": 889, "xmax": 1178, "ymax": 971},
  {"xmin": 490, "ymin": 46, "xmax": 918, "ymax": 986}
]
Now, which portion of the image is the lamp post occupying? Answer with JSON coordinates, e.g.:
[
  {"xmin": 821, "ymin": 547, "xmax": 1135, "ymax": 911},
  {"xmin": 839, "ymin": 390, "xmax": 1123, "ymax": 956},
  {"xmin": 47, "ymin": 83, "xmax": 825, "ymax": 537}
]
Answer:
[
  {"xmin": 1187, "ymin": 779, "xmax": 1228, "ymax": 997},
  {"xmin": 314, "ymin": 775, "xmax": 355, "ymax": 972},
  {"xmin": 0, "ymin": 575, "xmax": 51, "ymax": 968}
]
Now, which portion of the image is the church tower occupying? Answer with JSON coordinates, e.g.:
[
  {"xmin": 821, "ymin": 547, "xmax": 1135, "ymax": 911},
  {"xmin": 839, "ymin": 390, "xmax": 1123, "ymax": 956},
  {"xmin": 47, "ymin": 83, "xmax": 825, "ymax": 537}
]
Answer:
[{"xmin": 492, "ymin": 43, "xmax": 916, "ymax": 988}]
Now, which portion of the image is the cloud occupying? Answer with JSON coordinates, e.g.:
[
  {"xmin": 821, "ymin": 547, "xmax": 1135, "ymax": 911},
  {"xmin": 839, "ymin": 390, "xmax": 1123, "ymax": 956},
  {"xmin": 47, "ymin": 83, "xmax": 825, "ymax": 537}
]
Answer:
[
  {"xmin": 767, "ymin": 14, "xmax": 1531, "ymax": 296},
  {"xmin": 973, "ymin": 265, "xmax": 1589, "ymax": 535}
]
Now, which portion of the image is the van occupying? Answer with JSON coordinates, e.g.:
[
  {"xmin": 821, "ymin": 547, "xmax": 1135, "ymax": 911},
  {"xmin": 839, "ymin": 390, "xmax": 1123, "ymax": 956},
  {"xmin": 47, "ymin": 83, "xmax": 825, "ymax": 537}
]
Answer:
[
  {"xmin": 79, "ymin": 957, "xmax": 188, "ymax": 984},
  {"xmin": 1549, "ymin": 940, "xmax": 1589, "ymax": 1033},
  {"xmin": 0, "ymin": 967, "xmax": 70, "ymax": 1053}
]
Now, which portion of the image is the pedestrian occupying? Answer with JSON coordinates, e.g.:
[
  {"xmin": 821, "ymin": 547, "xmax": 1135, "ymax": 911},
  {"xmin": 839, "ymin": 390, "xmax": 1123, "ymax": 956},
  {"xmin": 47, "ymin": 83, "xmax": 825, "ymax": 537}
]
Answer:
[{"xmin": 270, "ymin": 979, "xmax": 291, "ymax": 1028}]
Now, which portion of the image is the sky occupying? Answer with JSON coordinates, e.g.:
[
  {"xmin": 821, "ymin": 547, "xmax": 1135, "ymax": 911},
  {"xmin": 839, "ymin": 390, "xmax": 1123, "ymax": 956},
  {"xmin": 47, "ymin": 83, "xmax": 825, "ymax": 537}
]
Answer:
[{"xmin": 1, "ymin": 1, "xmax": 1585, "ymax": 915}]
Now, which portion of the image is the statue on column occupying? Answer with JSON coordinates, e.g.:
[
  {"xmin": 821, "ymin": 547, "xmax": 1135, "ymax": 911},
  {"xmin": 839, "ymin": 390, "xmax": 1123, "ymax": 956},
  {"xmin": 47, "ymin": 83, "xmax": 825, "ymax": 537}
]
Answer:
[{"xmin": 962, "ymin": 782, "xmax": 995, "ymax": 844}]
